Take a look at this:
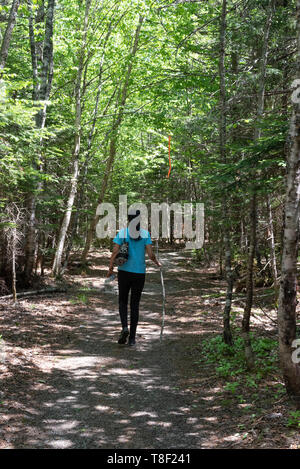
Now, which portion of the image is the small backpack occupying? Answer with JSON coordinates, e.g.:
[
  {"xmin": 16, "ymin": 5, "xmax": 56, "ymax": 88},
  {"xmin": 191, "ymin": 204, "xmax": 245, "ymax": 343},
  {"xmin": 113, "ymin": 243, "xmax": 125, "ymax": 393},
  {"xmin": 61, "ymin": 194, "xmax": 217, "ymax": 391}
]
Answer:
[{"xmin": 115, "ymin": 235, "xmax": 129, "ymax": 266}]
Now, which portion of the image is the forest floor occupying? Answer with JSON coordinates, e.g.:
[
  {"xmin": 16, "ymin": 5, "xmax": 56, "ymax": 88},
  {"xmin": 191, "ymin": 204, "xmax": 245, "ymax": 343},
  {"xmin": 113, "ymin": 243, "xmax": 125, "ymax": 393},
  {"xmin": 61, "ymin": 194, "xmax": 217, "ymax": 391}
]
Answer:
[{"xmin": 0, "ymin": 249, "xmax": 299, "ymax": 449}]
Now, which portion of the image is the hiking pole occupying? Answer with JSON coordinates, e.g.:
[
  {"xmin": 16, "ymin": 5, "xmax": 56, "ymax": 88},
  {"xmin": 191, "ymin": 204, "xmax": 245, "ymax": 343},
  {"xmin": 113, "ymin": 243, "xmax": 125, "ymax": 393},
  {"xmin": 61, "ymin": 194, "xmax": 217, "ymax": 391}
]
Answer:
[
  {"xmin": 156, "ymin": 240, "xmax": 166, "ymax": 341},
  {"xmin": 156, "ymin": 136, "xmax": 171, "ymax": 340}
]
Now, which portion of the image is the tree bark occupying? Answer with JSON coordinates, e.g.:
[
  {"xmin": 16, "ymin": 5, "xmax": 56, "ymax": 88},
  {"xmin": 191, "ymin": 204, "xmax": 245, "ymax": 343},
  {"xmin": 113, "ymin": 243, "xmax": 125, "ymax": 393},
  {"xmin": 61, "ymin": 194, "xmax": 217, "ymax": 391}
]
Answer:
[
  {"xmin": 218, "ymin": 0, "xmax": 233, "ymax": 345},
  {"xmin": 28, "ymin": 0, "xmax": 40, "ymax": 101},
  {"xmin": 0, "ymin": 0, "xmax": 20, "ymax": 70},
  {"xmin": 24, "ymin": 0, "xmax": 55, "ymax": 282},
  {"xmin": 277, "ymin": 0, "xmax": 300, "ymax": 405},
  {"xmin": 242, "ymin": 192, "xmax": 256, "ymax": 369},
  {"xmin": 61, "ymin": 22, "xmax": 116, "ymax": 272},
  {"xmin": 242, "ymin": 0, "xmax": 274, "ymax": 368},
  {"xmin": 52, "ymin": 0, "xmax": 92, "ymax": 276},
  {"xmin": 266, "ymin": 195, "xmax": 278, "ymax": 291},
  {"xmin": 11, "ymin": 224, "xmax": 17, "ymax": 304}
]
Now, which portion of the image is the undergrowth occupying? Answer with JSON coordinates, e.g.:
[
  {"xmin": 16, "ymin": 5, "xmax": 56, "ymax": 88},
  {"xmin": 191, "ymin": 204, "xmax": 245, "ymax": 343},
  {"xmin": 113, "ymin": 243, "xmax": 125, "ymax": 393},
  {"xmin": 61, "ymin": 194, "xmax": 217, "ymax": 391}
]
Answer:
[{"xmin": 196, "ymin": 329, "xmax": 283, "ymax": 398}]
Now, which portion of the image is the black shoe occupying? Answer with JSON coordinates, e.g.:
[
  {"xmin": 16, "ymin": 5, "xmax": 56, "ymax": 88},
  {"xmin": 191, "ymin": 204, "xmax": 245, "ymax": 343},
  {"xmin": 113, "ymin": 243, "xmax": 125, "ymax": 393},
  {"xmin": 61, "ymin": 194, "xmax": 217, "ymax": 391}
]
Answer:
[
  {"xmin": 128, "ymin": 337, "xmax": 136, "ymax": 346},
  {"xmin": 118, "ymin": 328, "xmax": 129, "ymax": 344}
]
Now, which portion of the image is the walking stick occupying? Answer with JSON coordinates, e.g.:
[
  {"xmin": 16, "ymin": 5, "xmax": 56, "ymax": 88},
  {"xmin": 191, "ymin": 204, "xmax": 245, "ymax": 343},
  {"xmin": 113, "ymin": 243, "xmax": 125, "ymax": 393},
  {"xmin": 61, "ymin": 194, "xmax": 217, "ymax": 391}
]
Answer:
[
  {"xmin": 155, "ymin": 135, "xmax": 170, "ymax": 340},
  {"xmin": 156, "ymin": 240, "xmax": 166, "ymax": 341}
]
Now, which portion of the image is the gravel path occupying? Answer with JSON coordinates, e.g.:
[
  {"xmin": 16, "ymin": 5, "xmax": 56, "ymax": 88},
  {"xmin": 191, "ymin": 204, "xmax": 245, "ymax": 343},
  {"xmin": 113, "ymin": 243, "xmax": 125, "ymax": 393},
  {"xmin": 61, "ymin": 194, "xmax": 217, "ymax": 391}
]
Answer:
[
  {"xmin": 1, "ymin": 251, "xmax": 209, "ymax": 449},
  {"xmin": 2, "ymin": 250, "xmax": 294, "ymax": 449}
]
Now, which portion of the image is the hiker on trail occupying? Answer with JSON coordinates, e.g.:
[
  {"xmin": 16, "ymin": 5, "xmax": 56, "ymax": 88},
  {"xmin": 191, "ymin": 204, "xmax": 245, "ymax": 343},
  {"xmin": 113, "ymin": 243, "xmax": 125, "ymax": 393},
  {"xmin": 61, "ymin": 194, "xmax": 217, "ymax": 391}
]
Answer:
[{"xmin": 107, "ymin": 208, "xmax": 161, "ymax": 346}]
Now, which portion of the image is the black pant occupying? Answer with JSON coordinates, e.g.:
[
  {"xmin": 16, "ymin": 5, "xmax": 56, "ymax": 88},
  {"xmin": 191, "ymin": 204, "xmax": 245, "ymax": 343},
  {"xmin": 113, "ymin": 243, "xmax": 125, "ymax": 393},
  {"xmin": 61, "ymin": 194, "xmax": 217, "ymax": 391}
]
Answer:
[{"xmin": 118, "ymin": 270, "xmax": 145, "ymax": 339}]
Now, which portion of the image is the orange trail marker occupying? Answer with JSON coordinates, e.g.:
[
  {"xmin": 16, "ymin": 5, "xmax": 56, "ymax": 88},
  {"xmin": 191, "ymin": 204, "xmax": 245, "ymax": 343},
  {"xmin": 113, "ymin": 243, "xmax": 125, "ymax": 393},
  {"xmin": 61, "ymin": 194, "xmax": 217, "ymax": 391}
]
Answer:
[{"xmin": 167, "ymin": 135, "xmax": 171, "ymax": 178}]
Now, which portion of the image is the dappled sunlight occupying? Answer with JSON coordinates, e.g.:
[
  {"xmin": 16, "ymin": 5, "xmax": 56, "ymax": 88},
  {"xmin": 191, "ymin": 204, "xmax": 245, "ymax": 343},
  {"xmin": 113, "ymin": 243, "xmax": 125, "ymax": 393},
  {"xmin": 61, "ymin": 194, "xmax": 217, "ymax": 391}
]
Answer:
[{"xmin": 0, "ymin": 249, "xmax": 293, "ymax": 449}]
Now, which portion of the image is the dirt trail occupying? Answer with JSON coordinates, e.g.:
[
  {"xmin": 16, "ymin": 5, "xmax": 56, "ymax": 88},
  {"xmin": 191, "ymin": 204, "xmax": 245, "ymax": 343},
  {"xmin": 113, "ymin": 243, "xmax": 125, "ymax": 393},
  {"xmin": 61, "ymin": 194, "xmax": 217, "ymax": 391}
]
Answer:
[
  {"xmin": 0, "ymin": 250, "xmax": 296, "ymax": 449},
  {"xmin": 0, "ymin": 250, "xmax": 215, "ymax": 449}
]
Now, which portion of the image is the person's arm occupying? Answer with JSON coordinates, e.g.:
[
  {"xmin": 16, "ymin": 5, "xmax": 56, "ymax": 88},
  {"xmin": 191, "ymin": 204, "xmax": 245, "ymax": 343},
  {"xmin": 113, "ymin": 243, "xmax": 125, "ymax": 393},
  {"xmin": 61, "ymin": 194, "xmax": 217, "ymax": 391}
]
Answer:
[
  {"xmin": 146, "ymin": 244, "xmax": 161, "ymax": 267},
  {"xmin": 107, "ymin": 243, "xmax": 120, "ymax": 277}
]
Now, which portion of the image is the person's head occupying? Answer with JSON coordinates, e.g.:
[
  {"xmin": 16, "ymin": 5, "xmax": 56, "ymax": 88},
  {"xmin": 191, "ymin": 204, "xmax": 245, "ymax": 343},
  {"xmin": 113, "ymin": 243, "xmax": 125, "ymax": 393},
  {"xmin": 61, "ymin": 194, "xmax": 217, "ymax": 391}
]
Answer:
[{"xmin": 128, "ymin": 208, "xmax": 141, "ymax": 240}]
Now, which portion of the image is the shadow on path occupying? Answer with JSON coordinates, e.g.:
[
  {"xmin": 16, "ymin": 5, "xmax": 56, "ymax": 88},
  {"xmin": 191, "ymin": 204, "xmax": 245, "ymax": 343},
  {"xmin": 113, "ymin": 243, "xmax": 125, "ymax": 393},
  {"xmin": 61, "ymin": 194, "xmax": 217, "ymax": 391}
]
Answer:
[{"xmin": 0, "ymin": 250, "xmax": 238, "ymax": 449}]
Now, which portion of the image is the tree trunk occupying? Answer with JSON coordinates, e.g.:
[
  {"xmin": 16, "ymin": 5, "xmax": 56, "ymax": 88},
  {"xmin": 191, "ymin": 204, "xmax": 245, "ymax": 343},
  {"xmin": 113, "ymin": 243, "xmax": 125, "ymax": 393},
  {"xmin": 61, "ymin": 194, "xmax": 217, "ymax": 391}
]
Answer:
[
  {"xmin": 266, "ymin": 195, "xmax": 278, "ymax": 291},
  {"xmin": 52, "ymin": 0, "xmax": 92, "ymax": 276},
  {"xmin": 24, "ymin": 0, "xmax": 55, "ymax": 282},
  {"xmin": 277, "ymin": 0, "xmax": 300, "ymax": 406},
  {"xmin": 24, "ymin": 192, "xmax": 37, "ymax": 282},
  {"xmin": 28, "ymin": 0, "xmax": 40, "ymax": 101},
  {"xmin": 223, "ymin": 224, "xmax": 234, "ymax": 345},
  {"xmin": 242, "ymin": 0, "xmax": 274, "ymax": 368},
  {"xmin": 0, "ymin": 0, "xmax": 20, "ymax": 70},
  {"xmin": 242, "ymin": 192, "xmax": 256, "ymax": 369},
  {"xmin": 219, "ymin": 0, "xmax": 233, "ymax": 345},
  {"xmin": 219, "ymin": 235, "xmax": 223, "ymax": 278},
  {"xmin": 11, "ymin": 225, "xmax": 17, "ymax": 304},
  {"xmin": 61, "ymin": 24, "xmax": 115, "ymax": 272}
]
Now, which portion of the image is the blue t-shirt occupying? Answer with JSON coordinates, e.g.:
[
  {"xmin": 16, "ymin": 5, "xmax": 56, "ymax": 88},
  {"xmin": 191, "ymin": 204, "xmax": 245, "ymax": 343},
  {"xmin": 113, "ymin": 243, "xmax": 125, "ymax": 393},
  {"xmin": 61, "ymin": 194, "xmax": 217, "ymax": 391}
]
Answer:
[{"xmin": 113, "ymin": 228, "xmax": 152, "ymax": 274}]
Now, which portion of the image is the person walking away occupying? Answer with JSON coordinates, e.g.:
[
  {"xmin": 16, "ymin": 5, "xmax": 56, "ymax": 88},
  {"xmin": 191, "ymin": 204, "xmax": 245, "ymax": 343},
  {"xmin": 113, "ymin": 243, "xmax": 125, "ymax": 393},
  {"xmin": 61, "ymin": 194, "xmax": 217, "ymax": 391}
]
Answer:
[{"xmin": 107, "ymin": 209, "xmax": 160, "ymax": 346}]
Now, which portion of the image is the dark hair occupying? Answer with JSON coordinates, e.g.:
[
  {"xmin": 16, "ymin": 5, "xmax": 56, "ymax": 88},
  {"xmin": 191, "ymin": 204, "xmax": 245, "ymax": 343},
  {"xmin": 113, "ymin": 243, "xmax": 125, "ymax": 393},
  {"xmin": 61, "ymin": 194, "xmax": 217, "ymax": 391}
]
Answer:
[{"xmin": 128, "ymin": 209, "xmax": 141, "ymax": 241}]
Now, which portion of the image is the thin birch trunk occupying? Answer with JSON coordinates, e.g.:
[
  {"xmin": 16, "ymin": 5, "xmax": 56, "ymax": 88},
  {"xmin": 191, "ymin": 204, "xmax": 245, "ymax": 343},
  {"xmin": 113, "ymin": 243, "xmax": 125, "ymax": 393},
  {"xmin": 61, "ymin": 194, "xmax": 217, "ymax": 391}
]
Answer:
[
  {"xmin": 266, "ymin": 195, "xmax": 278, "ymax": 291},
  {"xmin": 219, "ymin": 0, "xmax": 233, "ymax": 345},
  {"xmin": 28, "ymin": 0, "xmax": 40, "ymax": 101},
  {"xmin": 61, "ymin": 23, "xmax": 116, "ymax": 272},
  {"xmin": 52, "ymin": 0, "xmax": 92, "ymax": 276},
  {"xmin": 242, "ymin": 0, "xmax": 274, "ymax": 368},
  {"xmin": 24, "ymin": 0, "xmax": 55, "ymax": 282},
  {"xmin": 219, "ymin": 235, "xmax": 223, "ymax": 278},
  {"xmin": 240, "ymin": 218, "xmax": 246, "ymax": 253},
  {"xmin": 242, "ymin": 192, "xmax": 256, "ymax": 369},
  {"xmin": 277, "ymin": 0, "xmax": 300, "ymax": 405},
  {"xmin": 11, "ymin": 224, "xmax": 17, "ymax": 304},
  {"xmin": 0, "ymin": 0, "xmax": 20, "ymax": 71}
]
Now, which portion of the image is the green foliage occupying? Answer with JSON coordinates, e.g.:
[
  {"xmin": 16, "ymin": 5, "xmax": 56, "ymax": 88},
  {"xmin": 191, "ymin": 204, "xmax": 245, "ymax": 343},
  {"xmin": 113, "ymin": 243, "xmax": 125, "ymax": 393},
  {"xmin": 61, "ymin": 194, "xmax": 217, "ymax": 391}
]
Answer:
[
  {"xmin": 70, "ymin": 293, "xmax": 89, "ymax": 305},
  {"xmin": 287, "ymin": 411, "xmax": 300, "ymax": 429},
  {"xmin": 198, "ymin": 332, "xmax": 278, "ymax": 390},
  {"xmin": 0, "ymin": 0, "xmax": 293, "ymax": 236}
]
